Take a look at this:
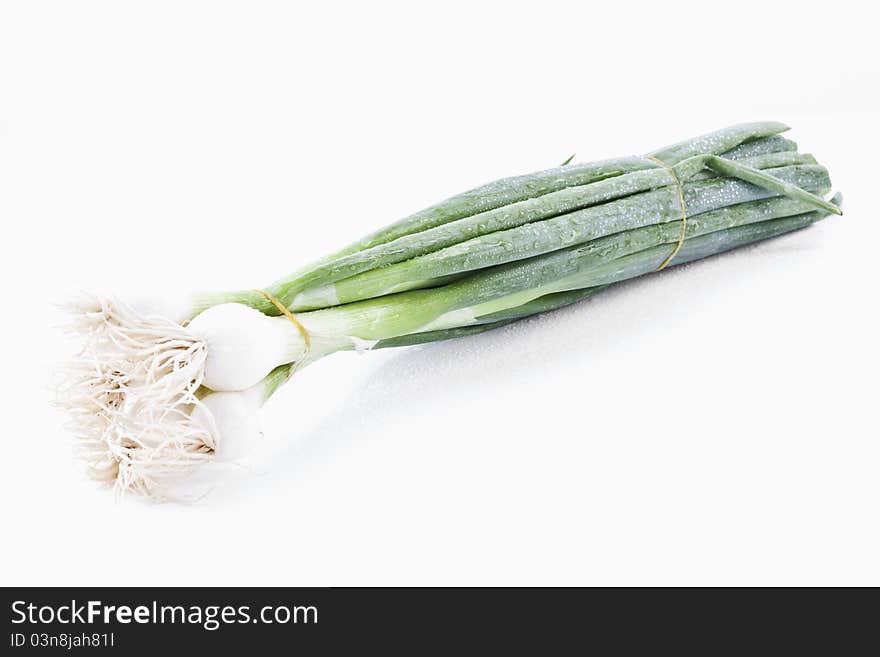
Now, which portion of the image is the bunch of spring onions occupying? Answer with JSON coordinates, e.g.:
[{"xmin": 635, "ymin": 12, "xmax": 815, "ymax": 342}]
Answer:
[{"xmin": 61, "ymin": 122, "xmax": 842, "ymax": 498}]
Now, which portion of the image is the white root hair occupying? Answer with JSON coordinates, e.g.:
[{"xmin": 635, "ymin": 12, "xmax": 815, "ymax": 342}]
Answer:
[{"xmin": 57, "ymin": 294, "xmax": 217, "ymax": 500}]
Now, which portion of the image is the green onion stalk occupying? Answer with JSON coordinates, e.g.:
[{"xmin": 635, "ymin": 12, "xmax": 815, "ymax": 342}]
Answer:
[{"xmin": 59, "ymin": 122, "xmax": 842, "ymax": 498}]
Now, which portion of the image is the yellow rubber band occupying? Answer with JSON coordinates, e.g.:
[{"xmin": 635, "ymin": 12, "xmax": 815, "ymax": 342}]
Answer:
[
  {"xmin": 254, "ymin": 289, "xmax": 311, "ymax": 355},
  {"xmin": 645, "ymin": 155, "xmax": 688, "ymax": 271}
]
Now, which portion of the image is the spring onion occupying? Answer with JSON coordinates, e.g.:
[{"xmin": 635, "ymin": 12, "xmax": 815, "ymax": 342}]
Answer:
[{"xmin": 59, "ymin": 122, "xmax": 842, "ymax": 498}]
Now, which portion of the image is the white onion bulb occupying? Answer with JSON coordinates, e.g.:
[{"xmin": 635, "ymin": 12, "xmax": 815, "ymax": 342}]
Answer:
[{"xmin": 187, "ymin": 303, "xmax": 303, "ymax": 391}]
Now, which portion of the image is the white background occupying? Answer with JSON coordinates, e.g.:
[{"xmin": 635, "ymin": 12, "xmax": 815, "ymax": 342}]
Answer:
[{"xmin": 1, "ymin": 1, "xmax": 877, "ymax": 586}]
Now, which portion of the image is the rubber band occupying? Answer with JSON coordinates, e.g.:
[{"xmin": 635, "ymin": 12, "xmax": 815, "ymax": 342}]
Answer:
[
  {"xmin": 645, "ymin": 155, "xmax": 688, "ymax": 271},
  {"xmin": 253, "ymin": 289, "xmax": 311, "ymax": 355}
]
